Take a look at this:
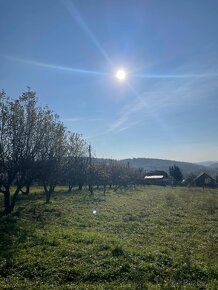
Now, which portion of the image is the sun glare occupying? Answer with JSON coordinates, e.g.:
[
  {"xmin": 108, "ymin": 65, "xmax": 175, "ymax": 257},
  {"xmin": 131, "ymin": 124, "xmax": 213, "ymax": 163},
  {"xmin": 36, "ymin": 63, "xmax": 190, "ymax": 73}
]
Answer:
[{"xmin": 115, "ymin": 69, "xmax": 127, "ymax": 81}]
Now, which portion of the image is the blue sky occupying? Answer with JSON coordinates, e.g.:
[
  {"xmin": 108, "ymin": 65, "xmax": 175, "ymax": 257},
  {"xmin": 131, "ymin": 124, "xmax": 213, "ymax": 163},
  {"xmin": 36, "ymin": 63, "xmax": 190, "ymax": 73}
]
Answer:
[{"xmin": 0, "ymin": 0, "xmax": 218, "ymax": 162}]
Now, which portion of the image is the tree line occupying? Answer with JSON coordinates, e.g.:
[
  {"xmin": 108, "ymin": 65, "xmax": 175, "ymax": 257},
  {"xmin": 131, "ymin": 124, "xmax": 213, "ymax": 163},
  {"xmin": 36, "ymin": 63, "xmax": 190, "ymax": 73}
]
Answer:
[{"xmin": 0, "ymin": 89, "xmax": 144, "ymax": 215}]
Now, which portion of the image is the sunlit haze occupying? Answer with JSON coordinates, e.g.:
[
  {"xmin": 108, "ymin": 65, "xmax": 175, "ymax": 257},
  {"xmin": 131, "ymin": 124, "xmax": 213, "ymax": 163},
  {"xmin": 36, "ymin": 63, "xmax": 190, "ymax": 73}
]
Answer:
[{"xmin": 0, "ymin": 0, "xmax": 218, "ymax": 163}]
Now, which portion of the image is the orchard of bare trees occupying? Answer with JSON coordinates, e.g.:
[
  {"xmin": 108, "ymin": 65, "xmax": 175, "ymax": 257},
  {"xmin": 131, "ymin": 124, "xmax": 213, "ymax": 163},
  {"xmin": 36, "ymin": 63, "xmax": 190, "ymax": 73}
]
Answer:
[{"xmin": 0, "ymin": 89, "xmax": 144, "ymax": 215}]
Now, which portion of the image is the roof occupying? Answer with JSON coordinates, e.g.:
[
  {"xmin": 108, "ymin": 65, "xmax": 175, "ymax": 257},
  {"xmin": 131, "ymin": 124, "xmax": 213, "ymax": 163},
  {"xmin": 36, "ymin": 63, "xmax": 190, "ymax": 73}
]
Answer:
[
  {"xmin": 144, "ymin": 175, "xmax": 164, "ymax": 179},
  {"xmin": 194, "ymin": 172, "xmax": 214, "ymax": 181}
]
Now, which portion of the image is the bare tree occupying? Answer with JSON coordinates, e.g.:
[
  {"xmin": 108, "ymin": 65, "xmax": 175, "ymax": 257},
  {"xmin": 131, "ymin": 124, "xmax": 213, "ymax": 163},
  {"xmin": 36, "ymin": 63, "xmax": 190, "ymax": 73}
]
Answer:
[
  {"xmin": 64, "ymin": 132, "xmax": 88, "ymax": 192},
  {"xmin": 92, "ymin": 162, "xmax": 110, "ymax": 194},
  {"xmin": 0, "ymin": 89, "xmax": 52, "ymax": 213},
  {"xmin": 38, "ymin": 113, "xmax": 67, "ymax": 203}
]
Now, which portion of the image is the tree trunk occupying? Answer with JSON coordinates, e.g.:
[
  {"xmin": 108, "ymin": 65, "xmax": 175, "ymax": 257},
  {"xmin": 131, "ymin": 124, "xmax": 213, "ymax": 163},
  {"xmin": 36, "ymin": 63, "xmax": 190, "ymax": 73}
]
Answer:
[
  {"xmin": 3, "ymin": 187, "xmax": 20, "ymax": 214},
  {"xmin": 45, "ymin": 190, "xmax": 51, "ymax": 203},
  {"xmin": 25, "ymin": 185, "xmax": 30, "ymax": 195},
  {"xmin": 68, "ymin": 184, "xmax": 73, "ymax": 192},
  {"xmin": 78, "ymin": 182, "xmax": 83, "ymax": 190},
  {"xmin": 10, "ymin": 188, "xmax": 20, "ymax": 212},
  {"xmin": 43, "ymin": 183, "xmax": 48, "ymax": 194},
  {"xmin": 43, "ymin": 182, "xmax": 51, "ymax": 203},
  {"xmin": 89, "ymin": 184, "xmax": 93, "ymax": 194},
  {"xmin": 4, "ymin": 188, "xmax": 11, "ymax": 215},
  {"xmin": 50, "ymin": 184, "xmax": 55, "ymax": 193}
]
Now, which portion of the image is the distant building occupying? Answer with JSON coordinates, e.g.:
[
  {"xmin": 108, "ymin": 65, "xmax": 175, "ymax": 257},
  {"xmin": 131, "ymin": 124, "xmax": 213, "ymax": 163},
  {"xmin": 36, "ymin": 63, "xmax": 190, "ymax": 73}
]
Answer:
[
  {"xmin": 145, "ymin": 170, "xmax": 168, "ymax": 178},
  {"xmin": 194, "ymin": 172, "xmax": 216, "ymax": 188},
  {"xmin": 144, "ymin": 171, "xmax": 168, "ymax": 186}
]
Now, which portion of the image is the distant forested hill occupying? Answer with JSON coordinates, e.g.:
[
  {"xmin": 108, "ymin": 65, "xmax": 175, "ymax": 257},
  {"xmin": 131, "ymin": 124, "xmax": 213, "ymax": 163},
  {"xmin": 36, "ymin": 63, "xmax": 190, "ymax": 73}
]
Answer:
[
  {"xmin": 209, "ymin": 162, "xmax": 218, "ymax": 169},
  {"xmin": 120, "ymin": 158, "xmax": 210, "ymax": 177}
]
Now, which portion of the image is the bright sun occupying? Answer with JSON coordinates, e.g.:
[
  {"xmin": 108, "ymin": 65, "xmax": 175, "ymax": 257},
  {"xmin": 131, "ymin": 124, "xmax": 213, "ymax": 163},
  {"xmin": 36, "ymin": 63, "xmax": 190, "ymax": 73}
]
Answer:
[{"xmin": 115, "ymin": 69, "xmax": 127, "ymax": 81}]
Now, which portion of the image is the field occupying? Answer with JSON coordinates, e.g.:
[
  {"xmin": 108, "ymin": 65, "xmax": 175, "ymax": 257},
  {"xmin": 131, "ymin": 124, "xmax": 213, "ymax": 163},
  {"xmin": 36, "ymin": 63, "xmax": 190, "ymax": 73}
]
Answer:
[{"xmin": 0, "ymin": 186, "xmax": 217, "ymax": 289}]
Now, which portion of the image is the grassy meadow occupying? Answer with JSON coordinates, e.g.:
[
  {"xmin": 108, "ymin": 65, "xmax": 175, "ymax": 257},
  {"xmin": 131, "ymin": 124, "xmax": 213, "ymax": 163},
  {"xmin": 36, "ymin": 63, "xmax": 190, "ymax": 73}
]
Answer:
[{"xmin": 0, "ymin": 186, "xmax": 217, "ymax": 289}]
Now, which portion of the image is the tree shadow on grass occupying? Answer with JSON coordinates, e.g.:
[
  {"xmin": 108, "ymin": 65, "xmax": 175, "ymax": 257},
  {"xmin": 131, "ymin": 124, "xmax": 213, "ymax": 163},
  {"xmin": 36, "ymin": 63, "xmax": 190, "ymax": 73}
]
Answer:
[
  {"xmin": 0, "ymin": 216, "xmax": 19, "ymax": 259},
  {"xmin": 0, "ymin": 215, "xmax": 34, "ymax": 277}
]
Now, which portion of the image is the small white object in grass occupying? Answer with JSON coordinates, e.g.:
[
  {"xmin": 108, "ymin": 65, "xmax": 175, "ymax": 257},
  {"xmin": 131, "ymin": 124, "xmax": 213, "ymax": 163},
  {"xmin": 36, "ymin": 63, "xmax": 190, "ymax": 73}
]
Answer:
[{"xmin": 93, "ymin": 210, "xmax": 97, "ymax": 214}]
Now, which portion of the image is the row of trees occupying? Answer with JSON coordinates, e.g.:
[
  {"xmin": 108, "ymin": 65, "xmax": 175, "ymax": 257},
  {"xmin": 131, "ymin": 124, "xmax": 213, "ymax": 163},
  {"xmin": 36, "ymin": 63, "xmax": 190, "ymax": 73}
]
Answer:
[
  {"xmin": 0, "ymin": 89, "xmax": 86, "ymax": 214},
  {"xmin": 2, "ymin": 89, "xmax": 201, "ymax": 215},
  {"xmin": 0, "ymin": 89, "xmax": 144, "ymax": 214}
]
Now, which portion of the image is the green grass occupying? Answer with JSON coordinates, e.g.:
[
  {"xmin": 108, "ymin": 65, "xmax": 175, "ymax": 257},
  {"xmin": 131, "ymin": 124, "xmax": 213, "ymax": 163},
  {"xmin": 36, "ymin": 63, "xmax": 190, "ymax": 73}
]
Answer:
[{"xmin": 0, "ymin": 186, "xmax": 217, "ymax": 289}]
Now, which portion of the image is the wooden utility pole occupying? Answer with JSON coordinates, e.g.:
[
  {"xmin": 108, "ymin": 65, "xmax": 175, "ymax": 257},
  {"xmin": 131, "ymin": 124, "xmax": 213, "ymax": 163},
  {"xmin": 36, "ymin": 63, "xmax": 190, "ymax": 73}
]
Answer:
[{"xmin": 88, "ymin": 145, "xmax": 93, "ymax": 194}]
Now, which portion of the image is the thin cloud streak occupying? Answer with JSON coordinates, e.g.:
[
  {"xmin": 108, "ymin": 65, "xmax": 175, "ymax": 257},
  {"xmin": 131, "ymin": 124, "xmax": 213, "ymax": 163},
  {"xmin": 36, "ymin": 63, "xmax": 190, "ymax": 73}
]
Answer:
[
  {"xmin": 107, "ymin": 82, "xmax": 172, "ymax": 136},
  {"xmin": 62, "ymin": 118, "xmax": 82, "ymax": 122},
  {"xmin": 62, "ymin": 117, "xmax": 103, "ymax": 122},
  {"xmin": 144, "ymin": 77, "xmax": 218, "ymax": 113},
  {"xmin": 116, "ymin": 121, "xmax": 141, "ymax": 133},
  {"xmin": 106, "ymin": 58, "xmax": 218, "ymax": 136},
  {"xmin": 2, "ymin": 55, "xmax": 108, "ymax": 76},
  {"xmin": 106, "ymin": 88, "xmax": 147, "ymax": 134},
  {"xmin": 133, "ymin": 73, "xmax": 218, "ymax": 79}
]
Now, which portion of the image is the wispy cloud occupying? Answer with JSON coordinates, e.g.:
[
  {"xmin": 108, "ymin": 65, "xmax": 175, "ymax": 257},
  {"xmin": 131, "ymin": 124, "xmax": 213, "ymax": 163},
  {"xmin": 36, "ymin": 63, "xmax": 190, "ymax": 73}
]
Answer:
[
  {"xmin": 62, "ymin": 118, "xmax": 82, "ymax": 122},
  {"xmin": 106, "ymin": 55, "xmax": 218, "ymax": 134},
  {"xmin": 133, "ymin": 73, "xmax": 218, "ymax": 79},
  {"xmin": 1, "ymin": 54, "xmax": 108, "ymax": 76},
  {"xmin": 106, "ymin": 96, "xmax": 146, "ymax": 133},
  {"xmin": 62, "ymin": 117, "xmax": 103, "ymax": 122}
]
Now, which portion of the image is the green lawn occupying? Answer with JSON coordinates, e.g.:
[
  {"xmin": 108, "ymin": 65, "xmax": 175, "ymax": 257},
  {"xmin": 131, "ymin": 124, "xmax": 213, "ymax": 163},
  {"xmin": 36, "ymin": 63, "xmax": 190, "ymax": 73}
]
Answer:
[{"xmin": 0, "ymin": 186, "xmax": 217, "ymax": 289}]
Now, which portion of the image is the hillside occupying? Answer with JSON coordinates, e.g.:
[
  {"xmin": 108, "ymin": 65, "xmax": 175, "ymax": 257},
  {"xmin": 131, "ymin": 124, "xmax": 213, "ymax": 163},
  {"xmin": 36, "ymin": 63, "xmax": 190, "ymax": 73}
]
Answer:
[
  {"xmin": 121, "ymin": 158, "xmax": 208, "ymax": 176},
  {"xmin": 209, "ymin": 162, "xmax": 218, "ymax": 169},
  {"xmin": 196, "ymin": 161, "xmax": 218, "ymax": 166}
]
